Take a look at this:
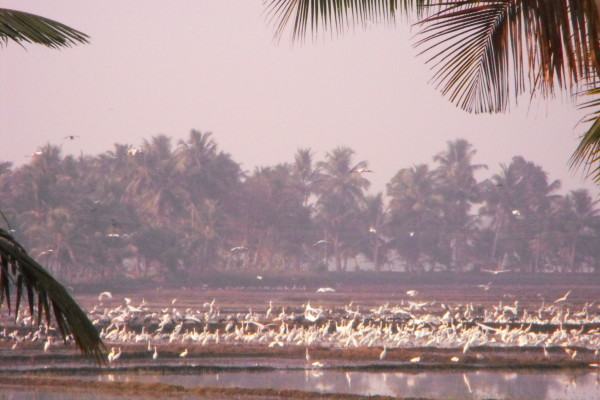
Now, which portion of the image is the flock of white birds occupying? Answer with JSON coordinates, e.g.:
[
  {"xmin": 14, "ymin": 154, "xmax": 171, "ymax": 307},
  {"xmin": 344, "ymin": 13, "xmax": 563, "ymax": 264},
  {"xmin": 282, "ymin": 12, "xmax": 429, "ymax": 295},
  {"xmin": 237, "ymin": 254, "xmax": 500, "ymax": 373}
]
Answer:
[{"xmin": 1, "ymin": 289, "xmax": 599, "ymax": 368}]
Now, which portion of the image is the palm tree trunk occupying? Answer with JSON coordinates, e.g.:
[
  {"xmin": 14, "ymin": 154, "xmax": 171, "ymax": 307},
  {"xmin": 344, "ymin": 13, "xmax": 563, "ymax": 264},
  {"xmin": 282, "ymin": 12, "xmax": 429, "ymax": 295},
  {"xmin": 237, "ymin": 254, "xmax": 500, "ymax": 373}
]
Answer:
[
  {"xmin": 333, "ymin": 236, "xmax": 341, "ymax": 271},
  {"xmin": 570, "ymin": 236, "xmax": 578, "ymax": 273},
  {"xmin": 491, "ymin": 213, "xmax": 504, "ymax": 266},
  {"xmin": 373, "ymin": 240, "xmax": 381, "ymax": 271}
]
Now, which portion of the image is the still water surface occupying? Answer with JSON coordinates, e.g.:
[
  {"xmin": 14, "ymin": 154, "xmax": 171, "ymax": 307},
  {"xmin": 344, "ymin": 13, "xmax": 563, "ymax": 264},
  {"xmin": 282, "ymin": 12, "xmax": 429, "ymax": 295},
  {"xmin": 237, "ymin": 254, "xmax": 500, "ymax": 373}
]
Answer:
[{"xmin": 6, "ymin": 368, "xmax": 600, "ymax": 399}]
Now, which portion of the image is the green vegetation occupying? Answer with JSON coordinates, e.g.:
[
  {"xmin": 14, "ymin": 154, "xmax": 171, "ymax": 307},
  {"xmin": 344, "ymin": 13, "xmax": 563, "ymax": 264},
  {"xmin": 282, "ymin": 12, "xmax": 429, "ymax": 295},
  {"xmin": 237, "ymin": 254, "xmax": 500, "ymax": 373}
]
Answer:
[{"xmin": 1, "ymin": 132, "xmax": 597, "ymax": 282}]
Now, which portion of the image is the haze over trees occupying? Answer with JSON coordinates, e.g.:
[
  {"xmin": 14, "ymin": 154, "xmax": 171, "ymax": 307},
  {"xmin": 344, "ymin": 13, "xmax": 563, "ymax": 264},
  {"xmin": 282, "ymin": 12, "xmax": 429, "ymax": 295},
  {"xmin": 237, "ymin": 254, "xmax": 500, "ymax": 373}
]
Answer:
[{"xmin": 1, "ymin": 131, "xmax": 598, "ymax": 283}]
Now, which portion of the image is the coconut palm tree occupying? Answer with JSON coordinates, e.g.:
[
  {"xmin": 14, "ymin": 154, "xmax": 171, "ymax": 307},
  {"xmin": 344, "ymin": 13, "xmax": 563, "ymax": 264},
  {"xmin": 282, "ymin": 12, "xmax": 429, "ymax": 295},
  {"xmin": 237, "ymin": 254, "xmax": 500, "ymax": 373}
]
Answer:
[
  {"xmin": 359, "ymin": 193, "xmax": 390, "ymax": 271},
  {"xmin": 315, "ymin": 147, "xmax": 370, "ymax": 271},
  {"xmin": 480, "ymin": 156, "xmax": 561, "ymax": 272},
  {"xmin": 387, "ymin": 164, "xmax": 444, "ymax": 271},
  {"xmin": 551, "ymin": 189, "xmax": 600, "ymax": 272},
  {"xmin": 264, "ymin": 0, "xmax": 600, "ymax": 182},
  {"xmin": 434, "ymin": 139, "xmax": 487, "ymax": 271},
  {"xmin": 1, "ymin": 9, "xmax": 103, "ymax": 362}
]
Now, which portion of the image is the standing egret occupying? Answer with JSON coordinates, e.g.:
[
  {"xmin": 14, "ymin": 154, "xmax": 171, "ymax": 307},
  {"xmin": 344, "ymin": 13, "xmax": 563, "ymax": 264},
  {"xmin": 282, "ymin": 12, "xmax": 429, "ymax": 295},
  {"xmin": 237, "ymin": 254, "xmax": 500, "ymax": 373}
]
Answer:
[{"xmin": 379, "ymin": 346, "xmax": 387, "ymax": 360}]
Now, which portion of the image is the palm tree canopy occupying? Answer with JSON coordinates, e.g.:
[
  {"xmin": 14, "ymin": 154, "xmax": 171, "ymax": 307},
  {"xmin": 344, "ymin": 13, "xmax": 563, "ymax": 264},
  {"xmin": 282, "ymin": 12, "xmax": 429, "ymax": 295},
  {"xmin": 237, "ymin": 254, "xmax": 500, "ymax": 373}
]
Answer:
[
  {"xmin": 0, "ymin": 8, "xmax": 89, "ymax": 48},
  {"xmin": 265, "ymin": 0, "xmax": 600, "ymax": 183}
]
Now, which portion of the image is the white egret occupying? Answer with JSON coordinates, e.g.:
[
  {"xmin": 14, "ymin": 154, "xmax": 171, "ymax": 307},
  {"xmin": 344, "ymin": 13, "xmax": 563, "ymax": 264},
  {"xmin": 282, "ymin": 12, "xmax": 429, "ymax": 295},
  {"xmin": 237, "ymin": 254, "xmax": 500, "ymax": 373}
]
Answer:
[
  {"xmin": 98, "ymin": 291, "xmax": 113, "ymax": 301},
  {"xmin": 43, "ymin": 337, "xmax": 52, "ymax": 353},
  {"xmin": 554, "ymin": 290, "xmax": 572, "ymax": 304},
  {"xmin": 316, "ymin": 287, "xmax": 335, "ymax": 293},
  {"xmin": 379, "ymin": 346, "xmax": 387, "ymax": 360},
  {"xmin": 108, "ymin": 347, "xmax": 121, "ymax": 363}
]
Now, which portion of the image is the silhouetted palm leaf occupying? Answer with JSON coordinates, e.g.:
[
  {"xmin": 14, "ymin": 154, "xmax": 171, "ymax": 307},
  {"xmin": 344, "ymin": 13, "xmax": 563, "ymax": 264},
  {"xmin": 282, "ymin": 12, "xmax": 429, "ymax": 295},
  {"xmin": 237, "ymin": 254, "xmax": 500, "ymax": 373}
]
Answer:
[
  {"xmin": 571, "ymin": 83, "xmax": 600, "ymax": 182},
  {"xmin": 265, "ymin": 0, "xmax": 408, "ymax": 42},
  {"xmin": 415, "ymin": 2, "xmax": 516, "ymax": 113},
  {"xmin": 571, "ymin": 119, "xmax": 600, "ymax": 183},
  {"xmin": 415, "ymin": 1, "xmax": 600, "ymax": 113},
  {"xmin": 0, "ymin": 228, "xmax": 104, "ymax": 364},
  {"xmin": 0, "ymin": 9, "xmax": 88, "ymax": 48},
  {"xmin": 410, "ymin": 0, "xmax": 600, "ymax": 180}
]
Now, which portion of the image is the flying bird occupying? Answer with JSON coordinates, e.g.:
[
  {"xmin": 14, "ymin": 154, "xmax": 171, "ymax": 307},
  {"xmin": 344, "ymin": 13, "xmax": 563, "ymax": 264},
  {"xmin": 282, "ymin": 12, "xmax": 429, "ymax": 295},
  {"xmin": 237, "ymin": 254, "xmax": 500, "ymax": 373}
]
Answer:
[
  {"xmin": 554, "ymin": 290, "xmax": 572, "ymax": 304},
  {"xmin": 98, "ymin": 291, "xmax": 113, "ymax": 301},
  {"xmin": 482, "ymin": 268, "xmax": 510, "ymax": 275},
  {"xmin": 64, "ymin": 135, "xmax": 80, "ymax": 140},
  {"xmin": 316, "ymin": 287, "xmax": 335, "ymax": 293},
  {"xmin": 230, "ymin": 246, "xmax": 248, "ymax": 252},
  {"xmin": 349, "ymin": 167, "xmax": 373, "ymax": 174},
  {"xmin": 127, "ymin": 147, "xmax": 143, "ymax": 156}
]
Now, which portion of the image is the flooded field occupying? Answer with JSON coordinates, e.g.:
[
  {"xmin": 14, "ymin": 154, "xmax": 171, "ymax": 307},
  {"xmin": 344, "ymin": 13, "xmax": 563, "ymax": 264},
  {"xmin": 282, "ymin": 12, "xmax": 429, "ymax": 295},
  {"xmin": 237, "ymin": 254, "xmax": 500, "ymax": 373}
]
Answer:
[
  {"xmin": 0, "ymin": 280, "xmax": 599, "ymax": 399},
  {"xmin": 1, "ymin": 367, "xmax": 600, "ymax": 399}
]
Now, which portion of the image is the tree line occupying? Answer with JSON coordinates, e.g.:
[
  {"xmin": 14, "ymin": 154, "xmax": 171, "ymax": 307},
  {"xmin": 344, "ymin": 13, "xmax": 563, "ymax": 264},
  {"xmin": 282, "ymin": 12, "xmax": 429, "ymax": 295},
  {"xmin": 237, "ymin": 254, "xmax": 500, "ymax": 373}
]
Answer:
[{"xmin": 0, "ymin": 130, "xmax": 598, "ymax": 283}]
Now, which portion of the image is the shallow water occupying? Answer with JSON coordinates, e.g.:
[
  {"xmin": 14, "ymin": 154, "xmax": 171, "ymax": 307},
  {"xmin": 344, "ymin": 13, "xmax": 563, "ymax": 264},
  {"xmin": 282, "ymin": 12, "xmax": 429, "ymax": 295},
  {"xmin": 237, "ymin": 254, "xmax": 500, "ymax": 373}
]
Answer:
[
  {"xmin": 94, "ymin": 369, "xmax": 600, "ymax": 399},
  {"xmin": 6, "ymin": 368, "xmax": 600, "ymax": 399}
]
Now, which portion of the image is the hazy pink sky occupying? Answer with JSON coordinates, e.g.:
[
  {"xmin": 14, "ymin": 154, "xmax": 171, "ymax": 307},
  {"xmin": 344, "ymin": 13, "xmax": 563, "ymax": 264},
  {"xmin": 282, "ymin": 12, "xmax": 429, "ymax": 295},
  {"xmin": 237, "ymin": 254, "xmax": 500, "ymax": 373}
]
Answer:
[{"xmin": 1, "ymin": 1, "xmax": 597, "ymax": 195}]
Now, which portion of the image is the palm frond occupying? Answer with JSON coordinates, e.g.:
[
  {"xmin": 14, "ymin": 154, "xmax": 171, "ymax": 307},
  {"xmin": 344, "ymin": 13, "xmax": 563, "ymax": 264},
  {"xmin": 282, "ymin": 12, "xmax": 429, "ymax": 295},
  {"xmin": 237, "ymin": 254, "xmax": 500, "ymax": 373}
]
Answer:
[
  {"xmin": 414, "ymin": 0, "xmax": 600, "ymax": 113},
  {"xmin": 415, "ymin": 1, "xmax": 515, "ymax": 113},
  {"xmin": 570, "ymin": 115, "xmax": 600, "ymax": 183},
  {"xmin": 570, "ymin": 49, "xmax": 600, "ymax": 182},
  {"xmin": 264, "ymin": 0, "xmax": 409, "ymax": 42},
  {"xmin": 0, "ymin": 9, "xmax": 89, "ymax": 49},
  {"xmin": 0, "ymin": 228, "xmax": 105, "ymax": 364}
]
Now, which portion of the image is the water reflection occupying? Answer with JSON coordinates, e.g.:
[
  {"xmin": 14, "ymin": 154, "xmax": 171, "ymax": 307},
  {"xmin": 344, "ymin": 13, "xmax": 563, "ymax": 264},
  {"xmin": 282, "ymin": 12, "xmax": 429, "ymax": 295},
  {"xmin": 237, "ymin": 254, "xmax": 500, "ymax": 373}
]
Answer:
[
  {"xmin": 89, "ymin": 369, "xmax": 600, "ymax": 399},
  {"xmin": 4, "ymin": 368, "xmax": 600, "ymax": 399}
]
